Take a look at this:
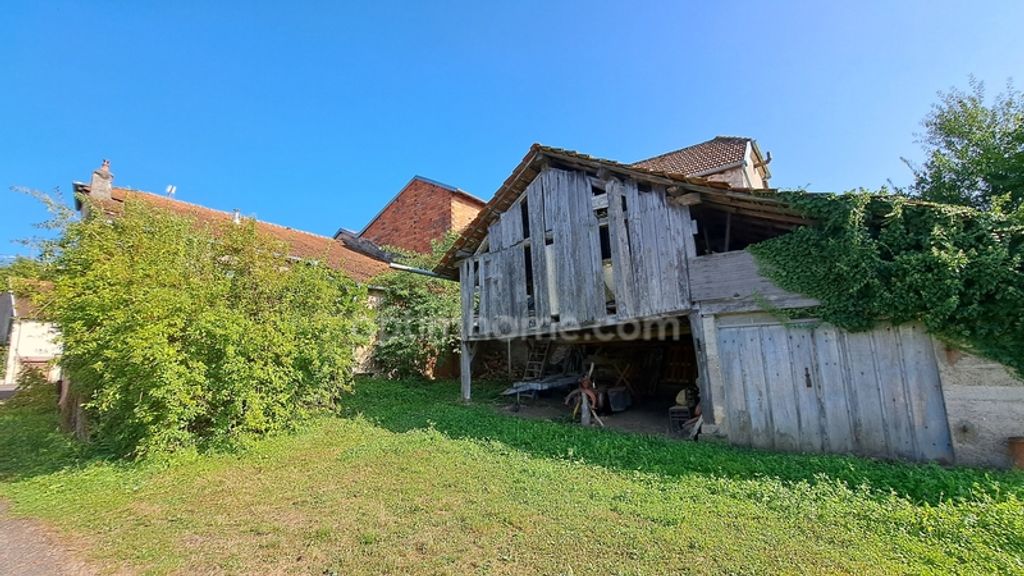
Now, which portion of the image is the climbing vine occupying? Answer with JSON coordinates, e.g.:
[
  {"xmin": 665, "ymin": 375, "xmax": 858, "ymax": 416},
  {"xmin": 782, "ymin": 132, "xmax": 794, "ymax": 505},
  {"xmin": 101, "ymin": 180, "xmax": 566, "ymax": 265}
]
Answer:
[
  {"xmin": 749, "ymin": 191, "xmax": 1024, "ymax": 376},
  {"xmin": 372, "ymin": 233, "xmax": 462, "ymax": 379}
]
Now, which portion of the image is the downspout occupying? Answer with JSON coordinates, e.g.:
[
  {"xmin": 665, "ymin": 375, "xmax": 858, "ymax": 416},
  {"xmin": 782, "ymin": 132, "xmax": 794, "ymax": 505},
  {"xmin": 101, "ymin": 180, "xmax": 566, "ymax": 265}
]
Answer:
[{"xmin": 387, "ymin": 262, "xmax": 453, "ymax": 280}]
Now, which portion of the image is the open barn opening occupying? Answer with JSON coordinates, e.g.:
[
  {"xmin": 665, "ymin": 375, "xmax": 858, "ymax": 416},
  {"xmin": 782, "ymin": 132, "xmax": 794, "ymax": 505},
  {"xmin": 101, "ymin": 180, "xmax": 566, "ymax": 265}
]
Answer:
[{"xmin": 485, "ymin": 317, "xmax": 703, "ymax": 437}]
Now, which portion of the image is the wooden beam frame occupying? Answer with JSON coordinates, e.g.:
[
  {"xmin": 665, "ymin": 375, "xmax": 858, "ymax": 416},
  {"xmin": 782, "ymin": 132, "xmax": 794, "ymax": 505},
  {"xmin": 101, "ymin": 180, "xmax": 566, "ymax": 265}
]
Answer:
[{"xmin": 669, "ymin": 192, "xmax": 702, "ymax": 206}]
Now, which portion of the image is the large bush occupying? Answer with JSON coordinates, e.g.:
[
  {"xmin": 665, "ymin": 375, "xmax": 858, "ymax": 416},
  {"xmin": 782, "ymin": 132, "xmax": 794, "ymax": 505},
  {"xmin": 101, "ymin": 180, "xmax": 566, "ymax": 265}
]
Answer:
[
  {"xmin": 372, "ymin": 234, "xmax": 461, "ymax": 378},
  {"xmin": 48, "ymin": 199, "xmax": 373, "ymax": 457}
]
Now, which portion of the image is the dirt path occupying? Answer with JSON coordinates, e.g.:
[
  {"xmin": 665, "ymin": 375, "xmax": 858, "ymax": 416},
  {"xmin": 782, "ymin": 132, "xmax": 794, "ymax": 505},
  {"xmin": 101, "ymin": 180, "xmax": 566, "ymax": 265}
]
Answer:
[{"xmin": 0, "ymin": 501, "xmax": 96, "ymax": 576}]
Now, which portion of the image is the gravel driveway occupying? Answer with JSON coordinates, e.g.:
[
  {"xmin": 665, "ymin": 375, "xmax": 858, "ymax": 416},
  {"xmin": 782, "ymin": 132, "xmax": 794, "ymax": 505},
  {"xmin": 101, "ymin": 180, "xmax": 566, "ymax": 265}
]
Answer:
[{"xmin": 0, "ymin": 501, "xmax": 96, "ymax": 576}]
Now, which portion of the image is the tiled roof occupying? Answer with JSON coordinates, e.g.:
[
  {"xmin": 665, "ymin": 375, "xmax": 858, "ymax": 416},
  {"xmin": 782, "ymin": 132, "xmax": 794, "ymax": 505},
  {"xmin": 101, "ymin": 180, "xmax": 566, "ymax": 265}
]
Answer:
[
  {"xmin": 632, "ymin": 136, "xmax": 751, "ymax": 176},
  {"xmin": 74, "ymin": 185, "xmax": 389, "ymax": 283}
]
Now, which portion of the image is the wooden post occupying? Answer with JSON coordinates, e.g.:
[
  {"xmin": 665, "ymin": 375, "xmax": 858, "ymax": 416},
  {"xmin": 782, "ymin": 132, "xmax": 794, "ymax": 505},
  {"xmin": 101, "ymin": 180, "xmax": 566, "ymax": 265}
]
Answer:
[
  {"xmin": 723, "ymin": 212, "xmax": 732, "ymax": 252},
  {"xmin": 460, "ymin": 341, "xmax": 475, "ymax": 401},
  {"xmin": 507, "ymin": 339, "xmax": 513, "ymax": 379},
  {"xmin": 698, "ymin": 312, "xmax": 728, "ymax": 431},
  {"xmin": 580, "ymin": 390, "xmax": 592, "ymax": 427}
]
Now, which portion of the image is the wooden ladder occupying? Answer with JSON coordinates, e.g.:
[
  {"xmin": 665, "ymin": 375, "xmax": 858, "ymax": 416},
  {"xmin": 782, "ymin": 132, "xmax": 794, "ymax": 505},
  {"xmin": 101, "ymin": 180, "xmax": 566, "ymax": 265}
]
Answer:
[{"xmin": 523, "ymin": 340, "xmax": 552, "ymax": 380}]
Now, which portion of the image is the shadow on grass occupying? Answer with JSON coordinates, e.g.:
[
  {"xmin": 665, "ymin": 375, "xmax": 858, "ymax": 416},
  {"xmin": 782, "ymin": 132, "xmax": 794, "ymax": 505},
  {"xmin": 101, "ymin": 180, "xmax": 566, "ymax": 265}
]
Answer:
[
  {"xmin": 345, "ymin": 377, "xmax": 1024, "ymax": 506},
  {"xmin": 4, "ymin": 375, "xmax": 1023, "ymax": 507},
  {"xmin": 0, "ymin": 385, "xmax": 89, "ymax": 482}
]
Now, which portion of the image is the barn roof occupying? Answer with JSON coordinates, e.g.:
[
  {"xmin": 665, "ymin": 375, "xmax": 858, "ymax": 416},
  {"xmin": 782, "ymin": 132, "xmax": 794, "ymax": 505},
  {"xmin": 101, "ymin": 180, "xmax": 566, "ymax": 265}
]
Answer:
[{"xmin": 435, "ymin": 143, "xmax": 806, "ymax": 278}]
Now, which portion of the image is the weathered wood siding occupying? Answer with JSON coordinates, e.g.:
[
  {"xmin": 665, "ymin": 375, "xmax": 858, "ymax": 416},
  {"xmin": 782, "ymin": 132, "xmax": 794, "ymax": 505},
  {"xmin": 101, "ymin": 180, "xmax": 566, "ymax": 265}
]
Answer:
[
  {"xmin": 715, "ymin": 316, "xmax": 954, "ymax": 463},
  {"xmin": 626, "ymin": 179, "xmax": 692, "ymax": 316},
  {"xmin": 689, "ymin": 251, "xmax": 807, "ymax": 305},
  {"xmin": 462, "ymin": 166, "xmax": 697, "ymax": 339}
]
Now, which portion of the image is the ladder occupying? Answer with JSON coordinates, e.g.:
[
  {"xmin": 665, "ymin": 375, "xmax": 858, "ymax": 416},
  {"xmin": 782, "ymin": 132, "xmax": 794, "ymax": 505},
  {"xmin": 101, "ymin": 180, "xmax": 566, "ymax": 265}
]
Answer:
[{"xmin": 523, "ymin": 340, "xmax": 552, "ymax": 380}]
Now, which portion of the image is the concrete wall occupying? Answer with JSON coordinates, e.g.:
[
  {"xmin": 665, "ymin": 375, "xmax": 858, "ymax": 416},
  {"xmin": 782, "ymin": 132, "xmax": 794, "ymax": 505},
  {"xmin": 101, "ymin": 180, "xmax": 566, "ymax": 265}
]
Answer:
[
  {"xmin": 700, "ymin": 144, "xmax": 768, "ymax": 190},
  {"xmin": 738, "ymin": 144, "xmax": 768, "ymax": 189},
  {"xmin": 935, "ymin": 343, "xmax": 1024, "ymax": 468},
  {"xmin": 2, "ymin": 320, "xmax": 62, "ymax": 388}
]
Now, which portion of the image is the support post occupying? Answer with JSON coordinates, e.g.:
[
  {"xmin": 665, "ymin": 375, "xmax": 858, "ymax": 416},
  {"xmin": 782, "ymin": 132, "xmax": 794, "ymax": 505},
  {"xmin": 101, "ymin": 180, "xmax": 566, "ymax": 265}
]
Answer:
[
  {"xmin": 506, "ymin": 339, "xmax": 513, "ymax": 379},
  {"xmin": 723, "ymin": 212, "xmax": 732, "ymax": 252},
  {"xmin": 697, "ymin": 312, "xmax": 728, "ymax": 433},
  {"xmin": 460, "ymin": 341, "xmax": 475, "ymax": 401},
  {"xmin": 580, "ymin": 391, "xmax": 592, "ymax": 427}
]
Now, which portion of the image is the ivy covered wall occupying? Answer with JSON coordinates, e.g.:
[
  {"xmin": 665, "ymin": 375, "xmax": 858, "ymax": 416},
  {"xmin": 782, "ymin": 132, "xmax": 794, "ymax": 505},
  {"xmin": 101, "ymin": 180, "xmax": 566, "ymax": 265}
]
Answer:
[{"xmin": 748, "ymin": 192, "xmax": 1024, "ymax": 376}]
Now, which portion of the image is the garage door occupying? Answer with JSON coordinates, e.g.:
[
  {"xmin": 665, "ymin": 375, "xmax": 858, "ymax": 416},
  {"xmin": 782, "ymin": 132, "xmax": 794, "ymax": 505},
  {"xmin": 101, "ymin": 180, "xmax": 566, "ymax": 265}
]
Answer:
[{"xmin": 716, "ymin": 317, "xmax": 954, "ymax": 463}]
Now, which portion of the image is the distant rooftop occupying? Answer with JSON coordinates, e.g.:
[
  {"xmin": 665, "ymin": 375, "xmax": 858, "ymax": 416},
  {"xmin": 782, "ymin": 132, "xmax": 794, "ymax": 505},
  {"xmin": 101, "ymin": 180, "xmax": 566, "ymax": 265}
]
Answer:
[
  {"xmin": 73, "ymin": 176, "xmax": 389, "ymax": 283},
  {"xmin": 632, "ymin": 136, "xmax": 754, "ymax": 176}
]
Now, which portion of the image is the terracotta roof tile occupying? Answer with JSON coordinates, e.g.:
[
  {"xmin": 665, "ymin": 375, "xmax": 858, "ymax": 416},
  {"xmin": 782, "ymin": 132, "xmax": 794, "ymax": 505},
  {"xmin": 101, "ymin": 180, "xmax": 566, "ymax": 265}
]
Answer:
[
  {"xmin": 632, "ymin": 136, "xmax": 750, "ymax": 176},
  {"xmin": 76, "ymin": 186, "xmax": 389, "ymax": 283}
]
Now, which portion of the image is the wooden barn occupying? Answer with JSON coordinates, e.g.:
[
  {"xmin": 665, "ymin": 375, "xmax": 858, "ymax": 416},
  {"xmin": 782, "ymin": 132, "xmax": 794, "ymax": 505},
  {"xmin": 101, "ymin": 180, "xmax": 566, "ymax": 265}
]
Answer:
[{"xmin": 436, "ymin": 144, "xmax": 1024, "ymax": 468}]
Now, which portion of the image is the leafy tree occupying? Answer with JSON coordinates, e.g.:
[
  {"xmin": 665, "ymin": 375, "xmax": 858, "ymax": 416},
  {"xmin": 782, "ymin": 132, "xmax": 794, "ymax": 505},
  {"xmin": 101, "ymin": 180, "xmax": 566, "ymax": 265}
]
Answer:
[
  {"xmin": 46, "ymin": 197, "xmax": 374, "ymax": 457},
  {"xmin": 372, "ymin": 233, "xmax": 461, "ymax": 379},
  {"xmin": 906, "ymin": 77, "xmax": 1024, "ymax": 218},
  {"xmin": 0, "ymin": 186, "xmax": 76, "ymax": 287},
  {"xmin": 0, "ymin": 256, "xmax": 47, "ymax": 287}
]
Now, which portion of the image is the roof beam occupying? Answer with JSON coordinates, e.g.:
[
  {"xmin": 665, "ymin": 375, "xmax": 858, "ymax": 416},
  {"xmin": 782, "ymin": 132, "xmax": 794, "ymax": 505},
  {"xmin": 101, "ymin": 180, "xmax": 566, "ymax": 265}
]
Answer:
[{"xmin": 669, "ymin": 192, "xmax": 702, "ymax": 207}]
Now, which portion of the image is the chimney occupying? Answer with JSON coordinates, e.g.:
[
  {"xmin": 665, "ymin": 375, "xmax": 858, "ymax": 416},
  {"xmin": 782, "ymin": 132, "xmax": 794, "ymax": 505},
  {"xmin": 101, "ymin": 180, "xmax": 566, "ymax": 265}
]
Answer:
[{"xmin": 89, "ymin": 159, "xmax": 114, "ymax": 200}]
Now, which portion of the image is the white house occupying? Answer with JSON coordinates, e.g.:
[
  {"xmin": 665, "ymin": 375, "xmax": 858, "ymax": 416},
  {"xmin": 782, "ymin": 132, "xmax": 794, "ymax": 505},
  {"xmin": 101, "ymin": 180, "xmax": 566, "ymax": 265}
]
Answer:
[{"xmin": 1, "ymin": 282, "xmax": 61, "ymax": 391}]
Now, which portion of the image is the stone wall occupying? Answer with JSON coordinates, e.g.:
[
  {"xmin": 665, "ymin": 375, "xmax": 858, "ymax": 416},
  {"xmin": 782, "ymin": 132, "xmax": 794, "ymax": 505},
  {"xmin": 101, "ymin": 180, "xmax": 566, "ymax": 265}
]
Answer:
[{"xmin": 935, "ymin": 343, "xmax": 1024, "ymax": 468}]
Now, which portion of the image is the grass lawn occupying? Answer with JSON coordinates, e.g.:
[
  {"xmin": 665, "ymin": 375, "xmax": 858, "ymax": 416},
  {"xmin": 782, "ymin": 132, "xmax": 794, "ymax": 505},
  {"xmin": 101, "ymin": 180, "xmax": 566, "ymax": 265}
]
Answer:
[{"xmin": 1, "ymin": 378, "xmax": 1023, "ymax": 575}]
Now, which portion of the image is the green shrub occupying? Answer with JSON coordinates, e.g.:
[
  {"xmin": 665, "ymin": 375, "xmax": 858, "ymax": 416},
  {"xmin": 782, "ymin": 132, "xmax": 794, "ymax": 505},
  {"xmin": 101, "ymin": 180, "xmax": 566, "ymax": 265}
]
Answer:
[
  {"xmin": 750, "ymin": 192, "xmax": 1024, "ymax": 375},
  {"xmin": 14, "ymin": 365, "xmax": 52, "ymax": 391},
  {"xmin": 47, "ymin": 198, "xmax": 374, "ymax": 457},
  {"xmin": 372, "ymin": 234, "xmax": 461, "ymax": 378}
]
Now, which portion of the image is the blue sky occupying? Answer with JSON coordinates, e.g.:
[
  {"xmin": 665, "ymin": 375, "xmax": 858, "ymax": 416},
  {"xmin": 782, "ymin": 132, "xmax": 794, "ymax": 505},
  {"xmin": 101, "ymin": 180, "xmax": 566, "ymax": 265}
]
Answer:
[{"xmin": 2, "ymin": 1, "xmax": 1022, "ymax": 259}]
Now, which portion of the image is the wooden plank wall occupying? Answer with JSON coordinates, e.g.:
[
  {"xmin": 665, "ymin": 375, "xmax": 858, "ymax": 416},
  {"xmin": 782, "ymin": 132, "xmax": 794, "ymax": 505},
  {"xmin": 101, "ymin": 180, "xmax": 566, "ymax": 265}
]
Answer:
[
  {"xmin": 626, "ymin": 183, "xmax": 692, "ymax": 317},
  {"xmin": 689, "ymin": 251, "xmax": 797, "ymax": 303},
  {"xmin": 462, "ymin": 166, "xmax": 698, "ymax": 339},
  {"xmin": 715, "ymin": 317, "xmax": 955, "ymax": 463},
  {"xmin": 605, "ymin": 180, "xmax": 636, "ymax": 318},
  {"xmin": 526, "ymin": 178, "xmax": 550, "ymax": 326}
]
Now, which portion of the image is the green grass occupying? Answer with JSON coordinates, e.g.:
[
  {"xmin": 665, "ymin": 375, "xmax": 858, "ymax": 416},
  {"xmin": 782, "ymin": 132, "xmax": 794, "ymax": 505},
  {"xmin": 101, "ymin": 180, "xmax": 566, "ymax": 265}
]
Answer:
[{"xmin": 1, "ymin": 378, "xmax": 1023, "ymax": 575}]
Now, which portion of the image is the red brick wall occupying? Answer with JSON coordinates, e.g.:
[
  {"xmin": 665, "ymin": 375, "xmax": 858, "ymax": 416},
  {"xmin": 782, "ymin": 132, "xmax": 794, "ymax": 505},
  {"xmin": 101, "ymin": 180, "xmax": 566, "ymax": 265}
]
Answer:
[
  {"xmin": 361, "ymin": 180, "xmax": 453, "ymax": 254},
  {"xmin": 451, "ymin": 195, "xmax": 483, "ymax": 234},
  {"xmin": 361, "ymin": 179, "xmax": 484, "ymax": 254}
]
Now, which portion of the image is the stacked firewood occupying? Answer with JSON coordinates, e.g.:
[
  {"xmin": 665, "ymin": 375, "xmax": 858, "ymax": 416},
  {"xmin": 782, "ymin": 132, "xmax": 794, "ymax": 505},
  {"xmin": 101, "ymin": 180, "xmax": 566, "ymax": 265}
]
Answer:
[{"xmin": 474, "ymin": 347, "xmax": 513, "ymax": 380}]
